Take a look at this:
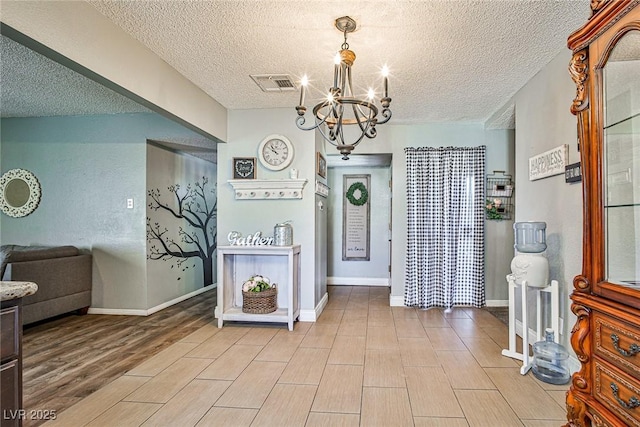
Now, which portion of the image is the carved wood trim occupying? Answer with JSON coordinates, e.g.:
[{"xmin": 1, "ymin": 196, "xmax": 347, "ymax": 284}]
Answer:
[
  {"xmin": 590, "ymin": 412, "xmax": 609, "ymax": 427},
  {"xmin": 568, "ymin": 0, "xmax": 640, "ymax": 51},
  {"xmin": 592, "ymin": 0, "xmax": 611, "ymax": 15},
  {"xmin": 574, "ymin": 274, "xmax": 592, "ymax": 294},
  {"xmin": 569, "ymin": 49, "xmax": 589, "ymax": 115},
  {"xmin": 571, "ymin": 303, "xmax": 592, "ymax": 385},
  {"xmin": 594, "ymin": 21, "xmax": 640, "ymax": 70},
  {"xmin": 566, "ymin": 302, "xmax": 591, "ymax": 427},
  {"xmin": 566, "ymin": 389, "xmax": 591, "ymax": 426}
]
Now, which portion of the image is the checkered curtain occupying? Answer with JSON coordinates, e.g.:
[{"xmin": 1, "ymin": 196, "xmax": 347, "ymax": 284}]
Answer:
[{"xmin": 404, "ymin": 146, "xmax": 486, "ymax": 310}]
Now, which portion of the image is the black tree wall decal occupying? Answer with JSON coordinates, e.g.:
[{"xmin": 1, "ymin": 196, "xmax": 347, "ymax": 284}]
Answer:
[{"xmin": 146, "ymin": 176, "xmax": 217, "ymax": 287}]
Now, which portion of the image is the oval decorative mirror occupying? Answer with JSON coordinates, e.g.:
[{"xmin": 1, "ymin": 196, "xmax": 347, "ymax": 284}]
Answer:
[{"xmin": 0, "ymin": 169, "xmax": 41, "ymax": 217}]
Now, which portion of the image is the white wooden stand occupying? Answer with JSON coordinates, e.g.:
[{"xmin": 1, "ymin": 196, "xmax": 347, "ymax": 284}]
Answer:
[
  {"xmin": 501, "ymin": 274, "xmax": 559, "ymax": 375},
  {"xmin": 215, "ymin": 245, "xmax": 301, "ymax": 331}
]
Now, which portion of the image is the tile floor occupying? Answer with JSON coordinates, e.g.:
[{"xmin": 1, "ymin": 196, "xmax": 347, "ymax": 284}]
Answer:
[{"xmin": 44, "ymin": 286, "xmax": 569, "ymax": 426}]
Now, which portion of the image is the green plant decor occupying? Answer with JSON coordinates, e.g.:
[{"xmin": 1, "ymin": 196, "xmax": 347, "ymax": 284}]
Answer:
[
  {"xmin": 486, "ymin": 198, "xmax": 504, "ymax": 220},
  {"xmin": 346, "ymin": 181, "xmax": 369, "ymax": 206}
]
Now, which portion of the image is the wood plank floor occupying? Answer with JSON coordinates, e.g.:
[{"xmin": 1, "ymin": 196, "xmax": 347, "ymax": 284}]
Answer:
[
  {"xmin": 19, "ymin": 287, "xmax": 560, "ymax": 427},
  {"xmin": 21, "ymin": 290, "xmax": 215, "ymax": 427}
]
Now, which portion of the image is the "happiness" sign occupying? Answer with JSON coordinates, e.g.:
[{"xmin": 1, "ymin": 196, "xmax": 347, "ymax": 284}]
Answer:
[{"xmin": 529, "ymin": 144, "xmax": 569, "ymax": 181}]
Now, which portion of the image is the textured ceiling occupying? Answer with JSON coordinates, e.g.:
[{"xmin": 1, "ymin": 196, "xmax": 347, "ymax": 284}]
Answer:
[
  {"xmin": 0, "ymin": 1, "xmax": 593, "ymax": 132},
  {"xmin": 87, "ymin": 0, "xmax": 591, "ymax": 127},
  {"xmin": 0, "ymin": 35, "xmax": 219, "ymax": 162},
  {"xmin": 0, "ymin": 35, "xmax": 150, "ymax": 118}
]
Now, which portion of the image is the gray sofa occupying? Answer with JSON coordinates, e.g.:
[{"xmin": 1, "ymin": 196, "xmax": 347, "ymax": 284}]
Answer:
[{"xmin": 1, "ymin": 245, "xmax": 92, "ymax": 325}]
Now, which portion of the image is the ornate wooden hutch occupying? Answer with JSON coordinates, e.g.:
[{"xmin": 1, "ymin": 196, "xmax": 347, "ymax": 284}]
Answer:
[{"xmin": 566, "ymin": 1, "xmax": 640, "ymax": 426}]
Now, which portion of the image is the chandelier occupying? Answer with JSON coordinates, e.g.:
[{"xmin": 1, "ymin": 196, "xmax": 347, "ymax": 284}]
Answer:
[{"xmin": 295, "ymin": 16, "xmax": 392, "ymax": 160}]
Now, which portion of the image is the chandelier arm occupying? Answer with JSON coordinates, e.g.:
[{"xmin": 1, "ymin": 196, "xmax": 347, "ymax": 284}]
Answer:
[
  {"xmin": 351, "ymin": 102, "xmax": 375, "ymax": 134},
  {"xmin": 350, "ymin": 123, "xmax": 371, "ymax": 146},
  {"xmin": 296, "ymin": 112, "xmax": 326, "ymax": 132},
  {"xmin": 353, "ymin": 101, "xmax": 370, "ymax": 119},
  {"xmin": 376, "ymin": 105, "xmax": 393, "ymax": 125},
  {"xmin": 352, "ymin": 102, "xmax": 377, "ymax": 142},
  {"xmin": 355, "ymin": 110, "xmax": 375, "ymax": 142},
  {"xmin": 345, "ymin": 66, "xmax": 353, "ymax": 97},
  {"xmin": 334, "ymin": 119, "xmax": 343, "ymax": 146},
  {"xmin": 316, "ymin": 120, "xmax": 339, "ymax": 146},
  {"xmin": 331, "ymin": 105, "xmax": 344, "ymax": 143},
  {"xmin": 332, "ymin": 101, "xmax": 343, "ymax": 123},
  {"xmin": 342, "ymin": 102, "xmax": 371, "ymax": 146}
]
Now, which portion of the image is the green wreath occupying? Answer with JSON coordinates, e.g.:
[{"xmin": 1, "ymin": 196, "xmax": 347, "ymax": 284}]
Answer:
[{"xmin": 346, "ymin": 182, "xmax": 369, "ymax": 206}]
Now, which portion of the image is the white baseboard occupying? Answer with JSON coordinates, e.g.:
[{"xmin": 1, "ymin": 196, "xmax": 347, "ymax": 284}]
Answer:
[
  {"xmin": 327, "ymin": 277, "xmax": 389, "ymax": 286},
  {"xmin": 390, "ymin": 295, "xmax": 404, "ymax": 306},
  {"xmin": 87, "ymin": 307, "xmax": 149, "ymax": 316},
  {"xmin": 299, "ymin": 292, "xmax": 328, "ymax": 322},
  {"xmin": 88, "ymin": 284, "xmax": 216, "ymax": 316},
  {"xmin": 486, "ymin": 299, "xmax": 508, "ymax": 307}
]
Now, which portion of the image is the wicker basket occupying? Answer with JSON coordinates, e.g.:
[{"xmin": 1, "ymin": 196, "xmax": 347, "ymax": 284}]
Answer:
[{"xmin": 242, "ymin": 286, "xmax": 277, "ymax": 314}]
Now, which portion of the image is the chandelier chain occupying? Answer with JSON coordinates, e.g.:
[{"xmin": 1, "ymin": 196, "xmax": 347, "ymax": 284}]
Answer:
[{"xmin": 341, "ymin": 29, "xmax": 349, "ymax": 50}]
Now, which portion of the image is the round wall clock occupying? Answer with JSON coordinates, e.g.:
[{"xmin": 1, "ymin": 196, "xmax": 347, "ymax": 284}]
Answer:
[{"xmin": 258, "ymin": 134, "xmax": 294, "ymax": 171}]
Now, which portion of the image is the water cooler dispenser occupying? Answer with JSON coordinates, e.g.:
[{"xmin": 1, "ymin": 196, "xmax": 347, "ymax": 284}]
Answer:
[{"xmin": 501, "ymin": 222, "xmax": 560, "ymax": 375}]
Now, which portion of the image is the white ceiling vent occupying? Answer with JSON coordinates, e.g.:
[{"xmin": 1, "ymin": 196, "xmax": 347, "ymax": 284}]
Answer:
[{"xmin": 250, "ymin": 74, "xmax": 297, "ymax": 92}]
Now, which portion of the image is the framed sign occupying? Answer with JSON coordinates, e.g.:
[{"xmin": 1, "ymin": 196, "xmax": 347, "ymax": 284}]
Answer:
[
  {"xmin": 316, "ymin": 152, "xmax": 327, "ymax": 178},
  {"xmin": 565, "ymin": 162, "xmax": 582, "ymax": 183},
  {"xmin": 342, "ymin": 174, "xmax": 370, "ymax": 261},
  {"xmin": 529, "ymin": 144, "xmax": 569, "ymax": 181},
  {"xmin": 233, "ymin": 157, "xmax": 256, "ymax": 179}
]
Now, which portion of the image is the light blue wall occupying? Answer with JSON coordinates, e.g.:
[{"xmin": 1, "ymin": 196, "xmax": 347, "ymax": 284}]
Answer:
[
  {"xmin": 222, "ymin": 108, "xmax": 319, "ymax": 315},
  {"xmin": 512, "ymin": 49, "xmax": 582, "ymax": 348},
  {"xmin": 1, "ymin": 112, "xmax": 213, "ymax": 311},
  {"xmin": 146, "ymin": 144, "xmax": 218, "ymax": 308}
]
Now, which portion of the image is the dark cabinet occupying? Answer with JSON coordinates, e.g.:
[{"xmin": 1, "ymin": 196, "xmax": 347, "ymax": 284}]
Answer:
[{"xmin": 1, "ymin": 300, "xmax": 22, "ymax": 427}]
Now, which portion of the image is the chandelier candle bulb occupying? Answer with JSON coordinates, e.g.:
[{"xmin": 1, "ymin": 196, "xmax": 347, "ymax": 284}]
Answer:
[
  {"xmin": 368, "ymin": 88, "xmax": 375, "ymax": 100},
  {"xmin": 382, "ymin": 65, "xmax": 389, "ymax": 98},
  {"xmin": 333, "ymin": 54, "xmax": 340, "ymax": 88},
  {"xmin": 299, "ymin": 76, "xmax": 307, "ymax": 107}
]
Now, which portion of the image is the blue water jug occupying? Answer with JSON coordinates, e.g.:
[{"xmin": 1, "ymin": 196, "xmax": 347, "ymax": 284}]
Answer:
[
  {"xmin": 532, "ymin": 329, "xmax": 570, "ymax": 385},
  {"xmin": 514, "ymin": 222, "xmax": 547, "ymax": 253}
]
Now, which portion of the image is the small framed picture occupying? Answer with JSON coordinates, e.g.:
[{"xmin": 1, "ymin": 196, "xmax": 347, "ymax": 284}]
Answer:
[
  {"xmin": 233, "ymin": 157, "xmax": 256, "ymax": 179},
  {"xmin": 316, "ymin": 152, "xmax": 327, "ymax": 178}
]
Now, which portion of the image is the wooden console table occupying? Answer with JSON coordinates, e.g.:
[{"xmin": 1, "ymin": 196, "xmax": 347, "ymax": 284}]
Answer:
[{"xmin": 216, "ymin": 245, "xmax": 301, "ymax": 331}]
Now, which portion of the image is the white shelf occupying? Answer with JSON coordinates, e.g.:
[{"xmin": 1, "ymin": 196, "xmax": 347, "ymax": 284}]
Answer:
[
  {"xmin": 216, "ymin": 245, "xmax": 301, "ymax": 331},
  {"xmin": 228, "ymin": 179, "xmax": 308, "ymax": 200},
  {"xmin": 220, "ymin": 307, "xmax": 289, "ymax": 323}
]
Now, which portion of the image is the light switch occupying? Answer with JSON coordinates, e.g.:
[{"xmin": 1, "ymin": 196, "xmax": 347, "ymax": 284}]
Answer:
[{"xmin": 127, "ymin": 198, "xmax": 134, "ymax": 209}]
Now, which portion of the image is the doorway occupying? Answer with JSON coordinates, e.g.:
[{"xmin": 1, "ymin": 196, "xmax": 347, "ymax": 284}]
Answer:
[{"xmin": 326, "ymin": 154, "xmax": 392, "ymax": 286}]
